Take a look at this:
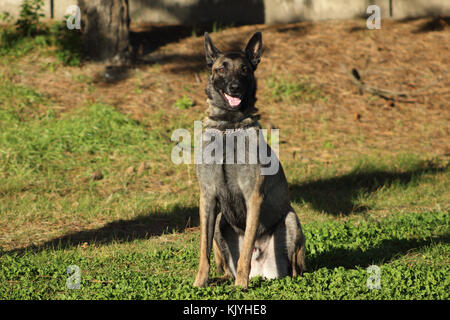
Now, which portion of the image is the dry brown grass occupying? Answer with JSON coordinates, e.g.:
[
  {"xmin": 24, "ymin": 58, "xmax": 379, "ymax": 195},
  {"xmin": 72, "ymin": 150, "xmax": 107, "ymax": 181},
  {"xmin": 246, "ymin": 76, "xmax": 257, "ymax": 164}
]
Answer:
[{"xmin": 10, "ymin": 17, "xmax": 449, "ymax": 164}]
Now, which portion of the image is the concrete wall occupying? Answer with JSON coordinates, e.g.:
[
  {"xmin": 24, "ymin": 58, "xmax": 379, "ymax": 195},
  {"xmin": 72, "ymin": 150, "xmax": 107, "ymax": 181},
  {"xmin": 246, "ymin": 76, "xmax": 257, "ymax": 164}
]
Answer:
[
  {"xmin": 130, "ymin": 0, "xmax": 265, "ymax": 24},
  {"xmin": 264, "ymin": 0, "xmax": 450, "ymax": 23},
  {"xmin": 1, "ymin": 0, "xmax": 78, "ymax": 20},
  {"xmin": 1, "ymin": 0, "xmax": 449, "ymax": 24}
]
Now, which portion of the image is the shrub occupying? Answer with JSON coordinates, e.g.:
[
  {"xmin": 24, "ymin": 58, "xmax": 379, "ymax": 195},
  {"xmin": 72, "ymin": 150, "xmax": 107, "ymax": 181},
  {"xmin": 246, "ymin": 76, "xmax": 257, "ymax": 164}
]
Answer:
[{"xmin": 15, "ymin": 0, "xmax": 45, "ymax": 36}]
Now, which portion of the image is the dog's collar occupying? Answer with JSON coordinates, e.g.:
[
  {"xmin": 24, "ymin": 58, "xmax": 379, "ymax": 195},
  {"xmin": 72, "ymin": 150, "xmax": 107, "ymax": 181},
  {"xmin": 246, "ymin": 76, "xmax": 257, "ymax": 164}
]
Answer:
[{"xmin": 204, "ymin": 122, "xmax": 259, "ymax": 134}]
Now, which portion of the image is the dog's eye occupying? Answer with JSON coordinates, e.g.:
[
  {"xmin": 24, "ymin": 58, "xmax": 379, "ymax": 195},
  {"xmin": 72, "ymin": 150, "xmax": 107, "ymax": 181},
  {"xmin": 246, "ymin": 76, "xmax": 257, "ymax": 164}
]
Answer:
[
  {"xmin": 241, "ymin": 65, "xmax": 249, "ymax": 73},
  {"xmin": 217, "ymin": 67, "xmax": 225, "ymax": 73}
]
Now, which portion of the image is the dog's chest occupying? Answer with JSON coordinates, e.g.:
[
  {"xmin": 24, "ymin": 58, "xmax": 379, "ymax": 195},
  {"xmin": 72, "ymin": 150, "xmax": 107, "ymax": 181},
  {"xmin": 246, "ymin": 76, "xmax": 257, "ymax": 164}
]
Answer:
[
  {"xmin": 219, "ymin": 164, "xmax": 259, "ymax": 230},
  {"xmin": 198, "ymin": 162, "xmax": 259, "ymax": 229},
  {"xmin": 196, "ymin": 128, "xmax": 263, "ymax": 229},
  {"xmin": 197, "ymin": 139, "xmax": 260, "ymax": 227}
]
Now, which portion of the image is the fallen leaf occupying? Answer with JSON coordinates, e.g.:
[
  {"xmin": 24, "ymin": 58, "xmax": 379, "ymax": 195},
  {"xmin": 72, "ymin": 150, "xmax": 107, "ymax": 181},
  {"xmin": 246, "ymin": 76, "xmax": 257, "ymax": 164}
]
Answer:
[
  {"xmin": 125, "ymin": 166, "xmax": 135, "ymax": 175},
  {"xmin": 137, "ymin": 162, "xmax": 147, "ymax": 174},
  {"xmin": 90, "ymin": 170, "xmax": 103, "ymax": 181}
]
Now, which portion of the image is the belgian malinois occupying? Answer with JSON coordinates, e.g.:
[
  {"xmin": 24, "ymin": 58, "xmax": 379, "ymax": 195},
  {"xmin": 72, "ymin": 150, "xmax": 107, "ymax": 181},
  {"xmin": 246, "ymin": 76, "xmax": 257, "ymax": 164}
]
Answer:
[{"xmin": 194, "ymin": 31, "xmax": 306, "ymax": 289}]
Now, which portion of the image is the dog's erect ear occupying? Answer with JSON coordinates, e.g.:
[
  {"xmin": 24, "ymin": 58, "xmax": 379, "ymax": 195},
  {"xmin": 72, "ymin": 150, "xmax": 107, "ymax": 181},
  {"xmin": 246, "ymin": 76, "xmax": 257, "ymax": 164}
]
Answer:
[
  {"xmin": 244, "ymin": 32, "xmax": 262, "ymax": 70},
  {"xmin": 204, "ymin": 32, "xmax": 221, "ymax": 68}
]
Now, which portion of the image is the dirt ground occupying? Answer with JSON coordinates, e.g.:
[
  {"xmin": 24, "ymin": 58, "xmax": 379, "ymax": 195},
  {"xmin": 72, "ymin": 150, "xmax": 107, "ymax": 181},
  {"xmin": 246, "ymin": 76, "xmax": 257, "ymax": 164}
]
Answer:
[{"xmin": 10, "ymin": 16, "xmax": 450, "ymax": 164}]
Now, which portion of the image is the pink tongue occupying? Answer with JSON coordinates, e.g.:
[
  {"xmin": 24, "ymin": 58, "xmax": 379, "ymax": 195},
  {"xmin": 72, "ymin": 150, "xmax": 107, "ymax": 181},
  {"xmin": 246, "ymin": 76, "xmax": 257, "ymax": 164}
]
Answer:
[{"xmin": 224, "ymin": 93, "xmax": 241, "ymax": 107}]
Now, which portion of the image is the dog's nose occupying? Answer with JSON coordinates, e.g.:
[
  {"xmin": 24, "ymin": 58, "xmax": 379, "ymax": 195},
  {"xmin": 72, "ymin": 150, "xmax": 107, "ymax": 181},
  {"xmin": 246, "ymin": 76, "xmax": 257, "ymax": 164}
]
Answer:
[{"xmin": 229, "ymin": 82, "xmax": 241, "ymax": 93}]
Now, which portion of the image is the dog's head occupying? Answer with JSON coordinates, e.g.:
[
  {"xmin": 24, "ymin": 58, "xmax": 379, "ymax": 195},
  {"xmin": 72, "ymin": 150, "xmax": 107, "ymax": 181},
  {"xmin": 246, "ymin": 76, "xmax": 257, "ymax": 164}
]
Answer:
[{"xmin": 204, "ymin": 32, "xmax": 262, "ymax": 112}]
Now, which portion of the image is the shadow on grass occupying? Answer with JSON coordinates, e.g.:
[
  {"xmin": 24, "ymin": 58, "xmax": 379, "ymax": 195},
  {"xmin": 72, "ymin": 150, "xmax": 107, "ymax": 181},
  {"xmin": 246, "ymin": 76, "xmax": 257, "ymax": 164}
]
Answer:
[
  {"xmin": 307, "ymin": 234, "xmax": 450, "ymax": 271},
  {"xmin": 4, "ymin": 205, "xmax": 199, "ymax": 256},
  {"xmin": 130, "ymin": 23, "xmax": 231, "ymax": 58},
  {"xmin": 4, "ymin": 161, "xmax": 446, "ymax": 260},
  {"xmin": 289, "ymin": 163, "xmax": 446, "ymax": 216},
  {"xmin": 348, "ymin": 14, "xmax": 449, "ymax": 34},
  {"xmin": 411, "ymin": 16, "xmax": 450, "ymax": 33}
]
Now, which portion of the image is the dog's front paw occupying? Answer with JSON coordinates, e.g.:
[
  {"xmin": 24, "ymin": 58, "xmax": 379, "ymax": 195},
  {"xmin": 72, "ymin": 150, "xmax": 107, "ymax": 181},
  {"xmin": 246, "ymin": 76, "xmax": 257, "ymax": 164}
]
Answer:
[
  {"xmin": 193, "ymin": 273, "xmax": 208, "ymax": 288},
  {"xmin": 234, "ymin": 276, "xmax": 249, "ymax": 290},
  {"xmin": 193, "ymin": 280, "xmax": 207, "ymax": 288}
]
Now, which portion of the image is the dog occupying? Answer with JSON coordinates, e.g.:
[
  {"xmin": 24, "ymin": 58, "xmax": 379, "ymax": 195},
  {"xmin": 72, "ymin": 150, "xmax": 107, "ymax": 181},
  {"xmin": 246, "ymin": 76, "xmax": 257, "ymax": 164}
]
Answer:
[{"xmin": 194, "ymin": 31, "xmax": 306, "ymax": 289}]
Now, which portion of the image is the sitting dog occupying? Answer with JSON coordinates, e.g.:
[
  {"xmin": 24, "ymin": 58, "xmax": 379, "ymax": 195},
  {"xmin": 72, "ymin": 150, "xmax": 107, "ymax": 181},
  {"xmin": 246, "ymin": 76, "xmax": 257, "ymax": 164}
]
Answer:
[{"xmin": 194, "ymin": 31, "xmax": 306, "ymax": 289}]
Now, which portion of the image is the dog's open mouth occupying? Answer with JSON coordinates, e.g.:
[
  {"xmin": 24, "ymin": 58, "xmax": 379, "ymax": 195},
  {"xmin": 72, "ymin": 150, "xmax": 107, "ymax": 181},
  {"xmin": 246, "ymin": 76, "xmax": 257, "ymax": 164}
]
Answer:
[{"xmin": 222, "ymin": 92, "xmax": 242, "ymax": 108}]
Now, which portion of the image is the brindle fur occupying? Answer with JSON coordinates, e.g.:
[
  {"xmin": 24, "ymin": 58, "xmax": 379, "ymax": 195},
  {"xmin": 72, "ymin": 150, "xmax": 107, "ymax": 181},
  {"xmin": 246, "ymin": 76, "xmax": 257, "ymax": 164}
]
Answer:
[{"xmin": 193, "ymin": 32, "xmax": 306, "ymax": 289}]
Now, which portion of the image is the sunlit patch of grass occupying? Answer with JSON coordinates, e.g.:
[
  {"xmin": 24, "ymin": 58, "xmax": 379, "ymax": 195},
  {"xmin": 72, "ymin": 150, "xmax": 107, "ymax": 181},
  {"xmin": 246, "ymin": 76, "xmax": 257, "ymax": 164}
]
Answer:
[
  {"xmin": 266, "ymin": 75, "xmax": 326, "ymax": 104},
  {"xmin": 1, "ymin": 210, "xmax": 448, "ymax": 299}
]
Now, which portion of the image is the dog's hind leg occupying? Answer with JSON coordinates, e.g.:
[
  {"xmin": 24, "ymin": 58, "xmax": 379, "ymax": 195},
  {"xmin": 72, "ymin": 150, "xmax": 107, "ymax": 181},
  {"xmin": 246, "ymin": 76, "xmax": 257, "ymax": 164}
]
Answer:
[
  {"xmin": 293, "ymin": 238, "xmax": 306, "ymax": 277},
  {"xmin": 214, "ymin": 212, "xmax": 240, "ymax": 279},
  {"xmin": 249, "ymin": 210, "xmax": 304, "ymax": 279},
  {"xmin": 213, "ymin": 239, "xmax": 234, "ymax": 279},
  {"xmin": 213, "ymin": 239, "xmax": 226, "ymax": 274},
  {"xmin": 284, "ymin": 210, "xmax": 306, "ymax": 276}
]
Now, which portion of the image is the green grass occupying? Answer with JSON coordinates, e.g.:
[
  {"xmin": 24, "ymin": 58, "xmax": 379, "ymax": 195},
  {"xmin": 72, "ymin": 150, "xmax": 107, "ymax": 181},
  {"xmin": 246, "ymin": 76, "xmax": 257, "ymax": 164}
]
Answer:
[
  {"xmin": 0, "ymin": 21, "xmax": 82, "ymax": 66},
  {"xmin": 0, "ymin": 90, "xmax": 448, "ymax": 298},
  {"xmin": 266, "ymin": 75, "xmax": 326, "ymax": 104},
  {"xmin": 0, "ymin": 79, "xmax": 194, "ymax": 243},
  {"xmin": 1, "ymin": 211, "xmax": 448, "ymax": 299},
  {"xmin": 174, "ymin": 95, "xmax": 195, "ymax": 110}
]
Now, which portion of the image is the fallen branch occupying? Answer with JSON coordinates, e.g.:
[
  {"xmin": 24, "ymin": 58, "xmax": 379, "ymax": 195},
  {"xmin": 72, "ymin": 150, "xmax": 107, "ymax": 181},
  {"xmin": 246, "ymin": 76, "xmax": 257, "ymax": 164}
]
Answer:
[{"xmin": 340, "ymin": 63, "xmax": 448, "ymax": 101}]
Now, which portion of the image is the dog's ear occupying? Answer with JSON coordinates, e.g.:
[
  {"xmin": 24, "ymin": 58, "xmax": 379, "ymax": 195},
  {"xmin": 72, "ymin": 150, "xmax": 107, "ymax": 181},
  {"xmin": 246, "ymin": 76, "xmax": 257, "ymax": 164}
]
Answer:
[
  {"xmin": 244, "ymin": 32, "xmax": 262, "ymax": 70},
  {"xmin": 204, "ymin": 32, "xmax": 221, "ymax": 68}
]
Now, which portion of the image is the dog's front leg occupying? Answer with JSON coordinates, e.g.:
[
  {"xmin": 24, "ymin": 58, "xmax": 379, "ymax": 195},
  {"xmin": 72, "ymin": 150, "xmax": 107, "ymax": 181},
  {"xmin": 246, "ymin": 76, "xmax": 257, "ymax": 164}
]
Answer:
[
  {"xmin": 193, "ymin": 189, "xmax": 217, "ymax": 287},
  {"xmin": 235, "ymin": 191, "xmax": 263, "ymax": 289}
]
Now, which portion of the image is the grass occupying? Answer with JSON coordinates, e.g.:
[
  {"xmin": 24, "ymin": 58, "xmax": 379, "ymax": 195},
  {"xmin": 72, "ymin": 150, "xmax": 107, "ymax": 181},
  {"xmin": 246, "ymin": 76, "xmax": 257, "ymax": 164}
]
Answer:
[
  {"xmin": 0, "ymin": 20, "xmax": 449, "ymax": 300},
  {"xmin": 174, "ymin": 95, "xmax": 195, "ymax": 109},
  {"xmin": 0, "ymin": 80, "xmax": 448, "ymax": 298},
  {"xmin": 266, "ymin": 75, "xmax": 326, "ymax": 105},
  {"xmin": 0, "ymin": 20, "xmax": 82, "ymax": 66},
  {"xmin": 1, "ymin": 211, "xmax": 448, "ymax": 299}
]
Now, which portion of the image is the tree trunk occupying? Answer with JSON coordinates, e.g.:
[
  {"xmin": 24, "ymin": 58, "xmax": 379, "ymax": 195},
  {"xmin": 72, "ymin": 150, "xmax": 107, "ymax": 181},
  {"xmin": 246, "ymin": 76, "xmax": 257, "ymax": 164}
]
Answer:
[{"xmin": 78, "ymin": 0, "xmax": 130, "ymax": 63}]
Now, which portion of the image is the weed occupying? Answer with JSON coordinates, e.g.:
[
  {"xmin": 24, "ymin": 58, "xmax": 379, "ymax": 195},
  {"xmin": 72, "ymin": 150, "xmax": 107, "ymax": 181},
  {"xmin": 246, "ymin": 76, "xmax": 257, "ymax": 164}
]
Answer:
[
  {"xmin": 48, "ymin": 21, "xmax": 82, "ymax": 66},
  {"xmin": 0, "ymin": 11, "xmax": 13, "ymax": 24},
  {"xmin": 322, "ymin": 141, "xmax": 335, "ymax": 150},
  {"xmin": 174, "ymin": 95, "xmax": 195, "ymax": 110}
]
